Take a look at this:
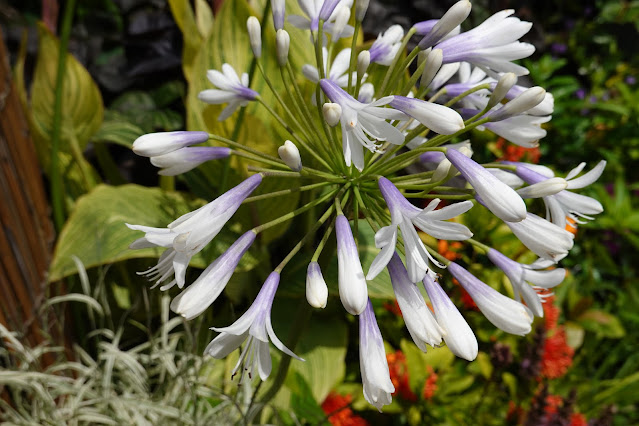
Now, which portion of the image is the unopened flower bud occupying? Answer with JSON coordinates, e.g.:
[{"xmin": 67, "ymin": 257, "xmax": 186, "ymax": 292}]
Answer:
[
  {"xmin": 318, "ymin": 0, "xmax": 340, "ymax": 21},
  {"xmin": 357, "ymin": 50, "xmax": 370, "ymax": 78},
  {"xmin": 487, "ymin": 72, "xmax": 517, "ymax": 109},
  {"xmin": 276, "ymin": 29, "xmax": 290, "ymax": 67},
  {"xmin": 357, "ymin": 83, "xmax": 375, "ymax": 103},
  {"xmin": 306, "ymin": 262, "xmax": 328, "ymax": 308},
  {"xmin": 272, "ymin": 0, "xmax": 285, "ymax": 30},
  {"xmin": 420, "ymin": 48, "xmax": 443, "ymax": 89},
  {"xmin": 489, "ymin": 87, "xmax": 546, "ymax": 121},
  {"xmin": 278, "ymin": 140, "xmax": 302, "ymax": 171},
  {"xmin": 516, "ymin": 177, "xmax": 568, "ymax": 198},
  {"xmin": 133, "ymin": 131, "xmax": 209, "ymax": 157},
  {"xmin": 418, "ymin": 0, "xmax": 472, "ymax": 49},
  {"xmin": 331, "ymin": 5, "xmax": 350, "ymax": 39},
  {"xmin": 247, "ymin": 17, "xmax": 261, "ymax": 58},
  {"xmin": 356, "ymin": 0, "xmax": 370, "ymax": 21},
  {"xmin": 323, "ymin": 102, "xmax": 342, "ymax": 126}
]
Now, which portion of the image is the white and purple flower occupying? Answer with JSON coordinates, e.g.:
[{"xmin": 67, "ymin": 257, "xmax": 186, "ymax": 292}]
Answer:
[
  {"xmin": 198, "ymin": 64, "xmax": 259, "ymax": 121},
  {"xmin": 336, "ymin": 214, "xmax": 368, "ymax": 315}
]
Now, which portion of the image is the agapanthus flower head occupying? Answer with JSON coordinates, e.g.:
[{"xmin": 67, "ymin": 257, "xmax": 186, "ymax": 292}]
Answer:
[
  {"xmin": 205, "ymin": 272, "xmax": 303, "ymax": 381},
  {"xmin": 359, "ymin": 299, "xmax": 395, "ymax": 411},
  {"xmin": 198, "ymin": 64, "xmax": 259, "ymax": 121},
  {"xmin": 435, "ymin": 9, "xmax": 534, "ymax": 76},
  {"xmin": 127, "ymin": 174, "xmax": 262, "ymax": 289}
]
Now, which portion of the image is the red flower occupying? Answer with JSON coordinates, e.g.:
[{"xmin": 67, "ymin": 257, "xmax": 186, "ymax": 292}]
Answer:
[
  {"xmin": 383, "ymin": 299, "xmax": 403, "ymax": 317},
  {"xmin": 321, "ymin": 392, "xmax": 369, "ymax": 426},
  {"xmin": 422, "ymin": 366, "xmax": 439, "ymax": 401},
  {"xmin": 544, "ymin": 394, "xmax": 563, "ymax": 416},
  {"xmin": 386, "ymin": 351, "xmax": 417, "ymax": 402},
  {"xmin": 542, "ymin": 295, "xmax": 560, "ymax": 331},
  {"xmin": 570, "ymin": 413, "xmax": 588, "ymax": 426},
  {"xmin": 541, "ymin": 328, "xmax": 574, "ymax": 379},
  {"xmin": 438, "ymin": 240, "xmax": 463, "ymax": 261},
  {"xmin": 495, "ymin": 137, "xmax": 541, "ymax": 163}
]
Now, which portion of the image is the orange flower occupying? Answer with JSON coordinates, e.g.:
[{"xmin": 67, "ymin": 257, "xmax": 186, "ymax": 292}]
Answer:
[
  {"xmin": 544, "ymin": 394, "xmax": 563, "ymax": 415},
  {"xmin": 383, "ymin": 299, "xmax": 403, "ymax": 317},
  {"xmin": 438, "ymin": 240, "xmax": 463, "ymax": 261},
  {"xmin": 565, "ymin": 217, "xmax": 578, "ymax": 235},
  {"xmin": 496, "ymin": 137, "xmax": 541, "ymax": 163},
  {"xmin": 321, "ymin": 392, "xmax": 369, "ymax": 426},
  {"xmin": 386, "ymin": 351, "xmax": 417, "ymax": 401},
  {"xmin": 541, "ymin": 327, "xmax": 574, "ymax": 379},
  {"xmin": 542, "ymin": 295, "xmax": 560, "ymax": 331},
  {"xmin": 422, "ymin": 366, "xmax": 439, "ymax": 401},
  {"xmin": 570, "ymin": 413, "xmax": 588, "ymax": 426}
]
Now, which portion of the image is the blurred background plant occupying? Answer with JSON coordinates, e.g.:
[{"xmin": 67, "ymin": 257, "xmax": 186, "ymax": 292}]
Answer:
[{"xmin": 0, "ymin": 0, "xmax": 637, "ymax": 424}]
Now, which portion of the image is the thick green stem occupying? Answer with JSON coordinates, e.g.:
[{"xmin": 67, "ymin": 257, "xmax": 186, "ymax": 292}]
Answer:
[{"xmin": 50, "ymin": 0, "xmax": 78, "ymax": 231}]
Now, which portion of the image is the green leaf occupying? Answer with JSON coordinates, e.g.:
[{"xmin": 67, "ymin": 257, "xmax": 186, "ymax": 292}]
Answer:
[
  {"xmin": 49, "ymin": 184, "xmax": 258, "ymax": 281},
  {"xmin": 92, "ymin": 117, "xmax": 145, "ymax": 149},
  {"xmin": 29, "ymin": 22, "xmax": 104, "ymax": 172},
  {"xmin": 289, "ymin": 372, "xmax": 329, "ymax": 425},
  {"xmin": 577, "ymin": 309, "xmax": 626, "ymax": 338}
]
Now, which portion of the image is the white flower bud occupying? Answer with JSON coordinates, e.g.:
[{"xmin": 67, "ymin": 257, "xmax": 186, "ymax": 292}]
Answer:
[
  {"xmin": 306, "ymin": 262, "xmax": 328, "ymax": 308},
  {"xmin": 278, "ymin": 140, "xmax": 302, "ymax": 172},
  {"xmin": 516, "ymin": 177, "xmax": 568, "ymax": 198},
  {"xmin": 246, "ymin": 17, "xmax": 261, "ymax": 58},
  {"xmin": 331, "ymin": 5, "xmax": 350, "ymax": 40},
  {"xmin": 357, "ymin": 50, "xmax": 370, "ymax": 78},
  {"xmin": 418, "ymin": 0, "xmax": 472, "ymax": 49},
  {"xmin": 323, "ymin": 102, "xmax": 342, "ymax": 127},
  {"xmin": 489, "ymin": 87, "xmax": 546, "ymax": 121},
  {"xmin": 356, "ymin": 0, "xmax": 370, "ymax": 22},
  {"xmin": 487, "ymin": 72, "xmax": 517, "ymax": 109},
  {"xmin": 276, "ymin": 29, "xmax": 290, "ymax": 67},
  {"xmin": 420, "ymin": 48, "xmax": 443, "ymax": 89}
]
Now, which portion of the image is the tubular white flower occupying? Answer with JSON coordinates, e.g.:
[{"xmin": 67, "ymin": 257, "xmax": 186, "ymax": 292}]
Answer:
[
  {"xmin": 420, "ymin": 48, "xmax": 443, "ymax": 90},
  {"xmin": 483, "ymin": 115, "xmax": 550, "ymax": 147},
  {"xmin": 247, "ymin": 17, "xmax": 262, "ymax": 58},
  {"xmin": 445, "ymin": 148, "xmax": 527, "ymax": 222},
  {"xmin": 435, "ymin": 10, "xmax": 535, "ymax": 76},
  {"xmin": 289, "ymin": 0, "xmax": 354, "ymax": 38},
  {"xmin": 320, "ymin": 79, "xmax": 407, "ymax": 170},
  {"xmin": 205, "ymin": 272, "xmax": 303, "ymax": 381},
  {"xmin": 418, "ymin": 0, "xmax": 472, "ymax": 50},
  {"xmin": 357, "ymin": 50, "xmax": 371, "ymax": 78},
  {"xmin": 488, "ymin": 86, "xmax": 546, "ymax": 121},
  {"xmin": 487, "ymin": 249, "xmax": 565, "ymax": 317},
  {"xmin": 170, "ymin": 231, "xmax": 257, "ymax": 320},
  {"xmin": 369, "ymin": 25, "xmax": 404, "ymax": 66},
  {"xmin": 359, "ymin": 299, "xmax": 395, "ymax": 411},
  {"xmin": 132, "ymin": 131, "xmax": 209, "ymax": 157},
  {"xmin": 272, "ymin": 0, "xmax": 286, "ymax": 30},
  {"xmin": 512, "ymin": 161, "xmax": 606, "ymax": 229},
  {"xmin": 355, "ymin": 0, "xmax": 370, "ymax": 21},
  {"xmin": 336, "ymin": 215, "xmax": 368, "ymax": 315},
  {"xmin": 127, "ymin": 174, "xmax": 262, "ymax": 289},
  {"xmin": 390, "ymin": 96, "xmax": 464, "ymax": 135},
  {"xmin": 368, "ymin": 177, "xmax": 473, "ymax": 282},
  {"xmin": 330, "ymin": 5, "xmax": 350, "ymax": 40},
  {"xmin": 278, "ymin": 140, "xmax": 303, "ymax": 171},
  {"xmin": 276, "ymin": 29, "xmax": 290, "ymax": 66},
  {"xmin": 486, "ymin": 72, "xmax": 517, "ymax": 109},
  {"xmin": 306, "ymin": 262, "xmax": 328, "ymax": 308},
  {"xmin": 150, "ymin": 147, "xmax": 231, "ymax": 176},
  {"xmin": 448, "ymin": 262, "xmax": 533, "ymax": 335},
  {"xmin": 387, "ymin": 254, "xmax": 444, "ymax": 351},
  {"xmin": 422, "ymin": 275, "xmax": 478, "ymax": 361},
  {"xmin": 516, "ymin": 177, "xmax": 567, "ymax": 199},
  {"xmin": 198, "ymin": 64, "xmax": 259, "ymax": 121},
  {"xmin": 504, "ymin": 84, "xmax": 554, "ymax": 115},
  {"xmin": 505, "ymin": 213, "xmax": 574, "ymax": 262}
]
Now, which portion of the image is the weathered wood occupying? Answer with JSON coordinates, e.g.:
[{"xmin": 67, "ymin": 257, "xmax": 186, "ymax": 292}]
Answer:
[{"xmin": 0, "ymin": 28, "xmax": 56, "ymax": 349}]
